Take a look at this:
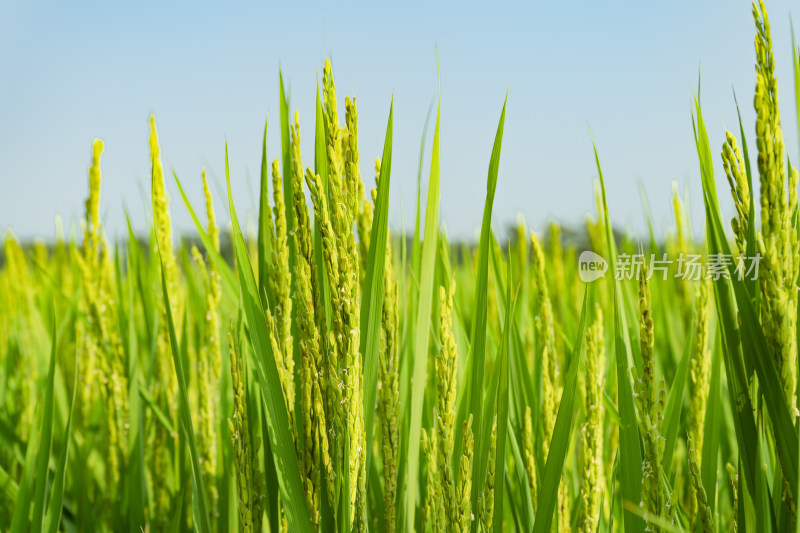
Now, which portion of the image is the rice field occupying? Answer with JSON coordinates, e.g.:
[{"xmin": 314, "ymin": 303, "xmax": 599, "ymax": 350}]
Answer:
[{"xmin": 4, "ymin": 1, "xmax": 800, "ymax": 532}]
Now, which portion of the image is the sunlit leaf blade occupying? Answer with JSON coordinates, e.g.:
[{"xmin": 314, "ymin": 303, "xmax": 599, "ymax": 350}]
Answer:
[
  {"xmin": 257, "ymin": 116, "xmax": 272, "ymax": 294},
  {"xmin": 405, "ymin": 89, "xmax": 441, "ymax": 532},
  {"xmin": 172, "ymin": 169, "xmax": 238, "ymax": 298},
  {"xmin": 592, "ymin": 137, "xmax": 644, "ymax": 533},
  {"xmin": 660, "ymin": 323, "xmax": 693, "ymax": 476},
  {"xmin": 492, "ymin": 250, "xmax": 514, "ymax": 533},
  {"xmin": 159, "ymin": 260, "xmax": 212, "ymax": 533},
  {"xmin": 361, "ymin": 98, "xmax": 393, "ymax": 481},
  {"xmin": 44, "ymin": 347, "xmax": 78, "ymax": 533},
  {"xmin": 532, "ymin": 285, "xmax": 590, "ymax": 533},
  {"xmin": 26, "ymin": 314, "xmax": 57, "ymax": 533},
  {"xmin": 224, "ymin": 141, "xmax": 313, "ymax": 533},
  {"xmin": 469, "ymin": 95, "xmax": 507, "ymax": 522}
]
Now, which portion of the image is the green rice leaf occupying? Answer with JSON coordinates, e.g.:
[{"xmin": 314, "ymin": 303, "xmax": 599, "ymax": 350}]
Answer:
[
  {"xmin": 532, "ymin": 285, "xmax": 590, "ymax": 533},
  {"xmin": 43, "ymin": 344, "xmax": 78, "ymax": 533},
  {"xmin": 700, "ymin": 331, "xmax": 722, "ymax": 511},
  {"xmin": 660, "ymin": 323, "xmax": 693, "ymax": 477},
  {"xmin": 30, "ymin": 313, "xmax": 60, "ymax": 532},
  {"xmin": 159, "ymin": 259, "xmax": 212, "ymax": 533},
  {"xmin": 257, "ymin": 116, "xmax": 272, "ymax": 294},
  {"xmin": 361, "ymin": 97, "xmax": 393, "ymax": 480},
  {"xmin": 492, "ymin": 249, "xmax": 514, "ymax": 533},
  {"xmin": 172, "ymin": 170, "xmax": 238, "ymax": 298},
  {"xmin": 225, "ymin": 140, "xmax": 312, "ymax": 533},
  {"xmin": 469, "ymin": 94, "xmax": 507, "ymax": 520},
  {"xmin": 592, "ymin": 138, "xmax": 644, "ymax": 533},
  {"xmin": 405, "ymin": 85, "xmax": 441, "ymax": 532}
]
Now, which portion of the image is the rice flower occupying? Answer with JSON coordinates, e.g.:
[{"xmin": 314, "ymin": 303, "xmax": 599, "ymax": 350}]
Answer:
[
  {"xmin": 149, "ymin": 115, "xmax": 180, "ymax": 521},
  {"xmin": 478, "ymin": 416, "xmax": 497, "ymax": 533},
  {"xmin": 523, "ymin": 406, "xmax": 538, "ymax": 509},
  {"xmin": 530, "ymin": 231, "xmax": 557, "ymax": 453},
  {"xmin": 228, "ymin": 330, "xmax": 258, "ymax": 533},
  {"xmin": 580, "ymin": 305, "xmax": 605, "ymax": 533},
  {"xmin": 435, "ymin": 281, "xmax": 459, "ymax": 526},
  {"xmin": 456, "ymin": 415, "xmax": 475, "ymax": 533},
  {"xmin": 721, "ymin": 131, "xmax": 750, "ymax": 256},
  {"xmin": 752, "ymin": 0, "xmax": 800, "ymax": 415},
  {"xmin": 688, "ymin": 437, "xmax": 715, "ymax": 533},
  {"xmin": 288, "ymin": 111, "xmax": 325, "ymax": 524},
  {"xmin": 270, "ymin": 158, "xmax": 295, "ymax": 415},
  {"xmin": 632, "ymin": 263, "xmax": 666, "ymax": 526},
  {"xmin": 671, "ymin": 183, "xmax": 692, "ymax": 311},
  {"xmin": 371, "ymin": 156, "xmax": 400, "ymax": 533}
]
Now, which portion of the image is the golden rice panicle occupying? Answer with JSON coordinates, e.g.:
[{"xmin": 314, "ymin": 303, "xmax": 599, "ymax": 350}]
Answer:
[
  {"xmin": 228, "ymin": 330, "xmax": 257, "ymax": 533},
  {"xmin": 201, "ymin": 169, "xmax": 223, "ymax": 380},
  {"xmin": 323, "ymin": 58, "xmax": 344, "ymax": 191},
  {"xmin": 688, "ymin": 437, "xmax": 715, "ymax": 533},
  {"xmin": 192, "ymin": 246, "xmax": 219, "ymax": 512},
  {"xmin": 671, "ymin": 183, "xmax": 691, "ymax": 310},
  {"xmin": 436, "ymin": 281, "xmax": 459, "ymax": 527},
  {"xmin": 515, "ymin": 214, "xmax": 528, "ymax": 279},
  {"xmin": 289, "ymin": 113, "xmax": 327, "ymax": 522},
  {"xmin": 580, "ymin": 305, "xmax": 604, "ymax": 533},
  {"xmin": 78, "ymin": 140, "xmax": 104, "ymax": 414},
  {"xmin": 530, "ymin": 231, "xmax": 557, "ymax": 452},
  {"xmin": 685, "ymin": 278, "xmax": 711, "ymax": 527},
  {"xmin": 356, "ymin": 158, "xmax": 377, "ymax": 271},
  {"xmin": 456, "ymin": 415, "xmax": 475, "ymax": 533},
  {"xmin": 304, "ymin": 168, "xmax": 341, "ymax": 331},
  {"xmin": 727, "ymin": 464, "xmax": 739, "ymax": 533},
  {"xmin": 74, "ymin": 140, "xmax": 130, "ymax": 493},
  {"xmin": 422, "ymin": 428, "xmax": 445, "ymax": 533},
  {"xmin": 753, "ymin": 0, "xmax": 800, "ymax": 414},
  {"xmin": 265, "ymin": 306, "xmax": 295, "ymax": 442},
  {"xmin": 671, "ymin": 182, "xmax": 689, "ymax": 257},
  {"xmin": 289, "ymin": 111, "xmax": 316, "ymax": 279},
  {"xmin": 523, "ymin": 406, "xmax": 537, "ymax": 510},
  {"xmin": 3, "ymin": 233, "xmax": 38, "ymax": 435},
  {"xmin": 307, "ymin": 83, "xmax": 366, "ymax": 526},
  {"xmin": 377, "ymin": 159, "xmax": 400, "ymax": 533},
  {"xmin": 196, "ymin": 169, "xmax": 223, "ymax": 512},
  {"xmin": 478, "ymin": 416, "xmax": 497, "ymax": 533},
  {"xmin": 302, "ymin": 167, "xmax": 344, "ymax": 500},
  {"xmin": 149, "ymin": 114, "xmax": 180, "ymax": 522},
  {"xmin": 150, "ymin": 115, "xmax": 174, "ymax": 265},
  {"xmin": 632, "ymin": 262, "xmax": 666, "ymax": 525},
  {"xmin": 548, "ymin": 223, "xmax": 566, "ymax": 327},
  {"xmin": 84, "ymin": 138, "xmax": 104, "ymax": 254},
  {"xmin": 689, "ymin": 280, "xmax": 711, "ymax": 456},
  {"xmin": 721, "ymin": 131, "xmax": 750, "ymax": 255},
  {"xmin": 344, "ymin": 95, "xmax": 361, "ymax": 219},
  {"xmin": 270, "ymin": 158, "xmax": 294, "ymax": 389},
  {"xmin": 202, "ymin": 169, "xmax": 220, "ymax": 252}
]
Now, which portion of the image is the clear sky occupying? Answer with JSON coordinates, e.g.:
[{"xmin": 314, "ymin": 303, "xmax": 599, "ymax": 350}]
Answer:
[{"xmin": 2, "ymin": 1, "xmax": 799, "ymax": 243}]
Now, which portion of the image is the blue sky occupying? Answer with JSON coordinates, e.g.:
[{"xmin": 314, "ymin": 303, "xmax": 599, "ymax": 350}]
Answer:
[{"xmin": 1, "ymin": 1, "xmax": 799, "ymax": 242}]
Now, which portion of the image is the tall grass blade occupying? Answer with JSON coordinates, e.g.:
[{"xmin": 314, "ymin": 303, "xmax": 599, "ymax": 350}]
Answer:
[
  {"xmin": 469, "ymin": 95, "xmax": 507, "ymax": 523},
  {"xmin": 532, "ymin": 285, "xmax": 590, "ymax": 533},
  {"xmin": 257, "ymin": 116, "xmax": 272, "ymax": 294},
  {"xmin": 492, "ymin": 250, "xmax": 514, "ymax": 533},
  {"xmin": 592, "ymin": 138, "xmax": 644, "ymax": 533},
  {"xmin": 361, "ymin": 98, "xmax": 393, "ymax": 479},
  {"xmin": 225, "ymin": 141, "xmax": 313, "ymax": 533},
  {"xmin": 159, "ymin": 262, "xmax": 212, "ymax": 533},
  {"xmin": 405, "ymin": 87, "xmax": 441, "ymax": 532}
]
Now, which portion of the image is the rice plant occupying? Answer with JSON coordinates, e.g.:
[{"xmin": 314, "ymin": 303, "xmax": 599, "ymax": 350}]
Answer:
[{"xmin": 4, "ymin": 2, "xmax": 800, "ymax": 532}]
